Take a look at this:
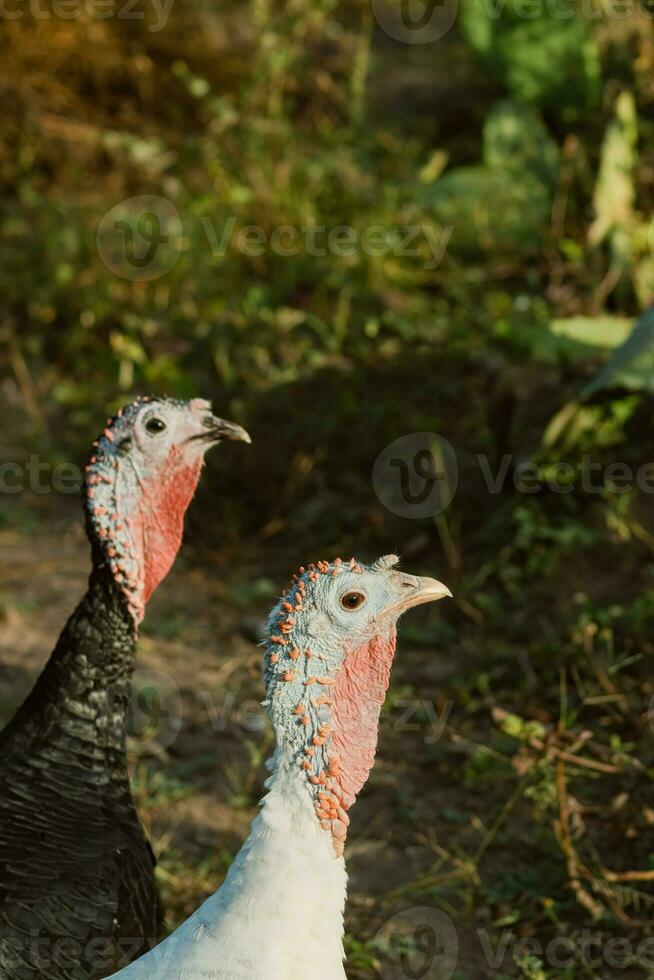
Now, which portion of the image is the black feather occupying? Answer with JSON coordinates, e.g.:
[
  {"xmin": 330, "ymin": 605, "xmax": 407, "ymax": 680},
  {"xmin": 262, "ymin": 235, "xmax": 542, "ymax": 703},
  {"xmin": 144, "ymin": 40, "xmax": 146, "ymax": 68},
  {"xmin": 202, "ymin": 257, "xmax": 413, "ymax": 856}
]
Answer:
[{"xmin": 0, "ymin": 549, "xmax": 162, "ymax": 980}]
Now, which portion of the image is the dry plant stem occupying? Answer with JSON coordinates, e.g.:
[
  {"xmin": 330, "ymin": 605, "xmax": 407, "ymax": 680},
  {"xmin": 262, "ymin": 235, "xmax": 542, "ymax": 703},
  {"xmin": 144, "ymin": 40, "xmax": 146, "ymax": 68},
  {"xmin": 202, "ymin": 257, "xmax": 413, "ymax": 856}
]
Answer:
[
  {"xmin": 603, "ymin": 870, "xmax": 654, "ymax": 883},
  {"xmin": 555, "ymin": 763, "xmax": 632, "ymax": 923},
  {"xmin": 554, "ymin": 757, "xmax": 605, "ymax": 920},
  {"xmin": 590, "ymin": 660, "xmax": 629, "ymax": 714},
  {"xmin": 591, "ymin": 263, "xmax": 624, "ymax": 315},
  {"xmin": 528, "ymin": 738, "xmax": 624, "ymax": 775}
]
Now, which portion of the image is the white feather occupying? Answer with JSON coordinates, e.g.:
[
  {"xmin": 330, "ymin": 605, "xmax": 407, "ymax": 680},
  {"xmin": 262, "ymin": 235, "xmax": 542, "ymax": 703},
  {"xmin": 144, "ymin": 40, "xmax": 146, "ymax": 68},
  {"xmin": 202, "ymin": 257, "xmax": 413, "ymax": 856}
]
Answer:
[{"xmin": 108, "ymin": 746, "xmax": 348, "ymax": 980}]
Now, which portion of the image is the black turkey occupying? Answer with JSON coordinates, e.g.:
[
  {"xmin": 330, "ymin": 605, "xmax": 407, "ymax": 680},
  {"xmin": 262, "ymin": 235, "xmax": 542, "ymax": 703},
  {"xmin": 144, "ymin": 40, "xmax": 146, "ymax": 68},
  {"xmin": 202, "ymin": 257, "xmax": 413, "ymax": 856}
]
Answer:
[{"xmin": 0, "ymin": 396, "xmax": 250, "ymax": 980}]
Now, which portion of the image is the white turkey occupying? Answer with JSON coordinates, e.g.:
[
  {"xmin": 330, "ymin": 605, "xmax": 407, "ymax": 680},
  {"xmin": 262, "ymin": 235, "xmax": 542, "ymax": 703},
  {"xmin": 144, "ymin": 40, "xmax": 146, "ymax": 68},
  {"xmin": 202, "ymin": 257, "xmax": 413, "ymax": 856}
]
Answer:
[{"xmin": 107, "ymin": 553, "xmax": 451, "ymax": 980}]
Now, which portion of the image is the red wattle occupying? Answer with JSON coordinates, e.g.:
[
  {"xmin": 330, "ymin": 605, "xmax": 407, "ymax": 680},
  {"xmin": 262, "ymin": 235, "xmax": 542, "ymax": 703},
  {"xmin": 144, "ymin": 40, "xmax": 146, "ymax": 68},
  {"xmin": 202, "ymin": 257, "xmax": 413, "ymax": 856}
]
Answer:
[
  {"xmin": 122, "ymin": 448, "xmax": 204, "ymax": 611},
  {"xmin": 330, "ymin": 628, "xmax": 397, "ymax": 809}
]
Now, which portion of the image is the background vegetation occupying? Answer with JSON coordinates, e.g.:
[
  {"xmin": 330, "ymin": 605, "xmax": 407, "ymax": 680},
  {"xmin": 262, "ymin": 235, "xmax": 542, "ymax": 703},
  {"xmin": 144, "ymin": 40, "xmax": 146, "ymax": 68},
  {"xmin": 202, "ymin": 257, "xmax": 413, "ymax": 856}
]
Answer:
[{"xmin": 2, "ymin": 1, "xmax": 654, "ymax": 977}]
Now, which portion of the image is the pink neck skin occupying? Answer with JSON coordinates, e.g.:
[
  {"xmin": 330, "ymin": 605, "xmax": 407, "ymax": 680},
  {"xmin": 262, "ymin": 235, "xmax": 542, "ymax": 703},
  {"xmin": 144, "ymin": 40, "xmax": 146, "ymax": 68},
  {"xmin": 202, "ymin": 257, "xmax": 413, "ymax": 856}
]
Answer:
[
  {"xmin": 116, "ymin": 447, "xmax": 204, "ymax": 621},
  {"xmin": 318, "ymin": 627, "xmax": 397, "ymax": 856}
]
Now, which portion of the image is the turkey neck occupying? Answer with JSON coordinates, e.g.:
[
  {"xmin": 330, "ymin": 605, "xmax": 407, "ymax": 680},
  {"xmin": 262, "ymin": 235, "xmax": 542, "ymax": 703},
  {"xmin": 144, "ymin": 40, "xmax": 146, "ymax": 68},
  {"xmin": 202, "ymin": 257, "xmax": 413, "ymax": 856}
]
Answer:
[
  {"xmin": 1, "ymin": 544, "xmax": 137, "ymax": 761},
  {"xmin": 168, "ymin": 747, "xmax": 349, "ymax": 980}
]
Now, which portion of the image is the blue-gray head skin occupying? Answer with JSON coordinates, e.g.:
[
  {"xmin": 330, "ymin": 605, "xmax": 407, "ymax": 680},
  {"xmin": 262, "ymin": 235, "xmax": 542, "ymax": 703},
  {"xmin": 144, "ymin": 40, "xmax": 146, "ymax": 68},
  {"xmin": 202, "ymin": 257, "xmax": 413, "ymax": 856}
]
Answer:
[
  {"xmin": 84, "ymin": 396, "xmax": 250, "ymax": 624},
  {"xmin": 262, "ymin": 554, "xmax": 451, "ymax": 855}
]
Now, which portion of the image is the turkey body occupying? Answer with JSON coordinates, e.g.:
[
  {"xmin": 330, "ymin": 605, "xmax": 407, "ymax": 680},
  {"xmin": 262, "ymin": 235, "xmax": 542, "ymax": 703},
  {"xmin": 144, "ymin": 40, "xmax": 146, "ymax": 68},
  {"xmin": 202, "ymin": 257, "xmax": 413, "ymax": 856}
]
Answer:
[
  {"xmin": 106, "ymin": 750, "xmax": 347, "ymax": 980},
  {"xmin": 0, "ymin": 557, "xmax": 161, "ymax": 980}
]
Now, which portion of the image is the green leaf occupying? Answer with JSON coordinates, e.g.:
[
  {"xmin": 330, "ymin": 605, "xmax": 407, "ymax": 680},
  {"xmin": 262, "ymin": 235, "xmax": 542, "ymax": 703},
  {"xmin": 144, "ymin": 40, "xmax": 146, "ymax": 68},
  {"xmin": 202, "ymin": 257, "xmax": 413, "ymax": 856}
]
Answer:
[
  {"xmin": 583, "ymin": 306, "xmax": 654, "ymax": 396},
  {"xmin": 548, "ymin": 315, "xmax": 633, "ymax": 351},
  {"xmin": 495, "ymin": 317, "xmax": 631, "ymax": 366}
]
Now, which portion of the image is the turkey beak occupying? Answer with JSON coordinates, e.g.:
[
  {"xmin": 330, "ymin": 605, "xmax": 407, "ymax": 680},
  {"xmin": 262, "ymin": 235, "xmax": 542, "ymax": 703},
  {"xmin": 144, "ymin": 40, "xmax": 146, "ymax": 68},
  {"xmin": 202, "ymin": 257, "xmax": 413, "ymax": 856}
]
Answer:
[
  {"xmin": 203, "ymin": 416, "xmax": 252, "ymax": 446},
  {"xmin": 381, "ymin": 574, "xmax": 452, "ymax": 617}
]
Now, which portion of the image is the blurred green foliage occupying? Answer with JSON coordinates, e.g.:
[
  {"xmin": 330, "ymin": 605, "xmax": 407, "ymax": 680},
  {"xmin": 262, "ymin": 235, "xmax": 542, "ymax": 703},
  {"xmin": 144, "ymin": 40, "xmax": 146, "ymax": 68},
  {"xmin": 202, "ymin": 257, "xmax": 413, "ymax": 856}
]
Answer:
[
  {"xmin": 460, "ymin": 0, "xmax": 602, "ymax": 113},
  {"xmin": 0, "ymin": 1, "xmax": 650, "ymax": 430},
  {"xmin": 421, "ymin": 100, "xmax": 559, "ymax": 254}
]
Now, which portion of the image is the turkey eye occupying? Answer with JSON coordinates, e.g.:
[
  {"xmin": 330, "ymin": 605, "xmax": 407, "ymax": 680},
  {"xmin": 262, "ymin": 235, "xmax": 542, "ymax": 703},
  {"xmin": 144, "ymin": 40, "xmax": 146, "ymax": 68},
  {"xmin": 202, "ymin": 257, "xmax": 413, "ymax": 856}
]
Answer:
[
  {"xmin": 341, "ymin": 591, "xmax": 366, "ymax": 611},
  {"xmin": 145, "ymin": 417, "xmax": 166, "ymax": 434}
]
